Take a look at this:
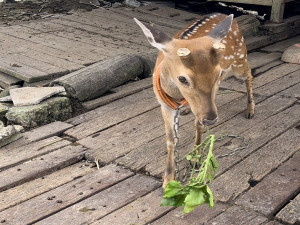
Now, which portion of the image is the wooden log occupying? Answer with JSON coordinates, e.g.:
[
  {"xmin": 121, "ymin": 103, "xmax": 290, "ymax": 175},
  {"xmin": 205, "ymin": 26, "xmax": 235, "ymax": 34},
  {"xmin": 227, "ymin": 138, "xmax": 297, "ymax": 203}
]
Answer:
[
  {"xmin": 235, "ymin": 15, "xmax": 261, "ymax": 38},
  {"xmin": 51, "ymin": 52, "xmax": 157, "ymax": 102}
]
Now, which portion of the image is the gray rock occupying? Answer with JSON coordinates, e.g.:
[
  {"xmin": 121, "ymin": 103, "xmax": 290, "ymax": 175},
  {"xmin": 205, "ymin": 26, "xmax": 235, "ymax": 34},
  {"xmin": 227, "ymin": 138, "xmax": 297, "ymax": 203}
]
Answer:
[
  {"xmin": 6, "ymin": 97, "xmax": 72, "ymax": 128},
  {"xmin": 0, "ymin": 125, "xmax": 24, "ymax": 148},
  {"xmin": 0, "ymin": 104, "xmax": 8, "ymax": 120},
  {"xmin": 10, "ymin": 86, "xmax": 66, "ymax": 106},
  {"xmin": 0, "ymin": 85, "xmax": 20, "ymax": 98},
  {"xmin": 282, "ymin": 44, "xmax": 300, "ymax": 64}
]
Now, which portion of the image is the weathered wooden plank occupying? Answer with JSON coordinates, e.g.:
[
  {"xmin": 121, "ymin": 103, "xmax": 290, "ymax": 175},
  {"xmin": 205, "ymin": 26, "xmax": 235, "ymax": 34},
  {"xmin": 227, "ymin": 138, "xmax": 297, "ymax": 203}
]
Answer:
[
  {"xmin": 149, "ymin": 203, "xmax": 228, "ymax": 225},
  {"xmin": 54, "ymin": 17, "xmax": 153, "ymax": 48},
  {"xmin": 211, "ymin": 126, "xmax": 299, "ymax": 203},
  {"xmin": 116, "ymin": 93, "xmax": 266, "ymax": 176},
  {"xmin": 135, "ymin": 4, "xmax": 199, "ymax": 22},
  {"xmin": 21, "ymin": 21, "xmax": 143, "ymax": 53},
  {"xmin": 220, "ymin": 63, "xmax": 300, "ymax": 93},
  {"xmin": 0, "ymin": 25, "xmax": 105, "ymax": 63},
  {"xmin": 35, "ymin": 174, "xmax": 161, "ymax": 225},
  {"xmin": 0, "ymin": 164, "xmax": 133, "ymax": 225},
  {"xmin": 264, "ymin": 221, "xmax": 285, "ymax": 225},
  {"xmin": 212, "ymin": 96, "xmax": 298, "ymax": 175},
  {"xmin": 81, "ymin": 92, "xmax": 245, "ymax": 164},
  {"xmin": 65, "ymin": 88, "xmax": 159, "ymax": 139},
  {"xmin": 93, "ymin": 188, "xmax": 172, "ymax": 225},
  {"xmin": 2, "ymin": 121, "xmax": 73, "ymax": 150},
  {"xmin": 0, "ymin": 162, "xmax": 96, "ymax": 212},
  {"xmin": 235, "ymin": 152, "xmax": 300, "ymax": 216},
  {"xmin": 146, "ymin": 95, "xmax": 293, "ymax": 178},
  {"xmin": 255, "ymin": 69, "xmax": 300, "ymax": 97},
  {"xmin": 261, "ymin": 35, "xmax": 300, "ymax": 52},
  {"xmin": 207, "ymin": 205, "xmax": 268, "ymax": 225},
  {"xmin": 0, "ymin": 60, "xmax": 49, "ymax": 83},
  {"xmin": 276, "ymin": 194, "xmax": 300, "ymax": 225},
  {"xmin": 81, "ymin": 77, "xmax": 154, "ymax": 110},
  {"xmin": 80, "ymin": 107, "xmax": 166, "ymax": 163},
  {"xmin": 96, "ymin": 6, "xmax": 186, "ymax": 30},
  {"xmin": 253, "ymin": 60, "xmax": 283, "ymax": 76},
  {"xmin": 248, "ymin": 52, "xmax": 282, "ymax": 70},
  {"xmin": 67, "ymin": 85, "xmax": 154, "ymax": 125},
  {"xmin": 2, "ymin": 121, "xmax": 73, "ymax": 151},
  {"xmin": 278, "ymin": 83, "xmax": 300, "ymax": 99},
  {"xmin": 0, "ymin": 145, "xmax": 86, "ymax": 192},
  {"xmin": 0, "ymin": 72, "xmax": 21, "ymax": 88},
  {"xmin": 22, "ymin": 121, "xmax": 73, "ymax": 143},
  {"xmin": 0, "ymin": 136, "xmax": 70, "ymax": 171},
  {"xmin": 0, "ymin": 32, "xmax": 90, "ymax": 66}
]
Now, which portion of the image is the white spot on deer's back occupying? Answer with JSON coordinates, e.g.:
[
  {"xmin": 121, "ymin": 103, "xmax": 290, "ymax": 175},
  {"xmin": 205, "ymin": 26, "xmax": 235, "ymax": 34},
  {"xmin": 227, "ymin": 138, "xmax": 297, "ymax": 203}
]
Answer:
[
  {"xmin": 221, "ymin": 40, "xmax": 227, "ymax": 44},
  {"xmin": 239, "ymin": 42, "xmax": 243, "ymax": 46},
  {"xmin": 233, "ymin": 31, "xmax": 237, "ymax": 36},
  {"xmin": 205, "ymin": 30, "xmax": 209, "ymax": 32},
  {"xmin": 239, "ymin": 54, "xmax": 245, "ymax": 59}
]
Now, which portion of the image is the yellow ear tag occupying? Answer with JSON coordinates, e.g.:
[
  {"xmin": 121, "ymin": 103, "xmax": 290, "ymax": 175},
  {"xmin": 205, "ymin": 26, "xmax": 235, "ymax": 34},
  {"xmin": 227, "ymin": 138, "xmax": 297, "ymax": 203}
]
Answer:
[{"xmin": 177, "ymin": 48, "xmax": 191, "ymax": 57}]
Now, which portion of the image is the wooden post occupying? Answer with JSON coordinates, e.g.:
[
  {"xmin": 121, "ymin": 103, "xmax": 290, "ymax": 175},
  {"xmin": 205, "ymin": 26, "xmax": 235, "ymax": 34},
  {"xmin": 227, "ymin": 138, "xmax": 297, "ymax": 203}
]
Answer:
[{"xmin": 270, "ymin": 0, "xmax": 285, "ymax": 23}]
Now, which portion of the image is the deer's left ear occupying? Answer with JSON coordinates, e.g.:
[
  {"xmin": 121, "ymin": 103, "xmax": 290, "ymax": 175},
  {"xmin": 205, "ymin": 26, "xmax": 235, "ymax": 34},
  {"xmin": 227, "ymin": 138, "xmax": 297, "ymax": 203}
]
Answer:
[
  {"xmin": 134, "ymin": 18, "xmax": 172, "ymax": 52},
  {"xmin": 208, "ymin": 14, "xmax": 233, "ymax": 41}
]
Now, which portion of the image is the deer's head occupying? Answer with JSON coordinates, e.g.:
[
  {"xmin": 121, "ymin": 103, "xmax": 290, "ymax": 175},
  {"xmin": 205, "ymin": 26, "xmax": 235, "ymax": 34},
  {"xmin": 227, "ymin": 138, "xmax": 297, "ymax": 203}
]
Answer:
[{"xmin": 135, "ymin": 15, "xmax": 233, "ymax": 126}]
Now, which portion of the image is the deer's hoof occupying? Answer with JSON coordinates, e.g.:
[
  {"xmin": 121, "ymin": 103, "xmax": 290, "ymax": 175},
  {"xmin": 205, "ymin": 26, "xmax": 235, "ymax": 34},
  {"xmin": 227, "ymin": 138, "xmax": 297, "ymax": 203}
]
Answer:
[{"xmin": 245, "ymin": 110, "xmax": 254, "ymax": 119}]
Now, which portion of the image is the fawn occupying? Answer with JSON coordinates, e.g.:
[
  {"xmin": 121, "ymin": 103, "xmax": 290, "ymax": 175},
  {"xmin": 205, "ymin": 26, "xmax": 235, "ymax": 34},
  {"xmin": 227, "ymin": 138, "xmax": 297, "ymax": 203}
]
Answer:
[{"xmin": 134, "ymin": 13, "xmax": 255, "ymax": 187}]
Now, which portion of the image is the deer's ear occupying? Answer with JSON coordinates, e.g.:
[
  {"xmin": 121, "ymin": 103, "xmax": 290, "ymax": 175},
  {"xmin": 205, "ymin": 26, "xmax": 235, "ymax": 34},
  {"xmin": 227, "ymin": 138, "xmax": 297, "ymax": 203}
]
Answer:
[
  {"xmin": 134, "ymin": 18, "xmax": 172, "ymax": 52},
  {"xmin": 208, "ymin": 14, "xmax": 233, "ymax": 41}
]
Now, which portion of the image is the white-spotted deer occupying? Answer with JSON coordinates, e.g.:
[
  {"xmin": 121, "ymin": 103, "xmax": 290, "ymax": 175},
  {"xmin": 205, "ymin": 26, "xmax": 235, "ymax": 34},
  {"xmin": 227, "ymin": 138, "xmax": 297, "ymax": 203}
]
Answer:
[{"xmin": 134, "ymin": 13, "xmax": 255, "ymax": 187}]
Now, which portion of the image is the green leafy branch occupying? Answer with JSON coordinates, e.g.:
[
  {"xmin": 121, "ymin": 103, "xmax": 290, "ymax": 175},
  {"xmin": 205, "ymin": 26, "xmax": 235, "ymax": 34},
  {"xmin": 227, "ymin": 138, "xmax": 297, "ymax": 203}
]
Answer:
[{"xmin": 161, "ymin": 132, "xmax": 219, "ymax": 214}]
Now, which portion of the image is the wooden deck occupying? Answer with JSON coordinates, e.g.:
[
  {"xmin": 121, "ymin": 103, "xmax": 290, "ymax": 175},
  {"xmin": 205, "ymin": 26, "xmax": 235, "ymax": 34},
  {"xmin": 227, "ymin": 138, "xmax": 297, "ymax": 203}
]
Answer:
[{"xmin": 0, "ymin": 35, "xmax": 299, "ymax": 224}]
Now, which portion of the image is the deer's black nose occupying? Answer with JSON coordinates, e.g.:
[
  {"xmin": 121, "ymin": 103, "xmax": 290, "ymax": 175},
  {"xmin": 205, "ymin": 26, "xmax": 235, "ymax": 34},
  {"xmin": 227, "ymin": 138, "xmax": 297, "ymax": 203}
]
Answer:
[{"xmin": 202, "ymin": 117, "xmax": 218, "ymax": 126}]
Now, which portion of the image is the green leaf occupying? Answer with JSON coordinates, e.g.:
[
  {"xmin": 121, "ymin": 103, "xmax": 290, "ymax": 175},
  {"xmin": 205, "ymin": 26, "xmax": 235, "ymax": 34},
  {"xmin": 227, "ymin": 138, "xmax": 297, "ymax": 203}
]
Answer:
[
  {"xmin": 163, "ymin": 180, "xmax": 183, "ymax": 198},
  {"xmin": 183, "ymin": 187, "xmax": 206, "ymax": 213},
  {"xmin": 204, "ymin": 185, "xmax": 214, "ymax": 208},
  {"xmin": 186, "ymin": 154, "xmax": 193, "ymax": 160},
  {"xmin": 210, "ymin": 155, "xmax": 219, "ymax": 169},
  {"xmin": 161, "ymin": 194, "xmax": 186, "ymax": 207}
]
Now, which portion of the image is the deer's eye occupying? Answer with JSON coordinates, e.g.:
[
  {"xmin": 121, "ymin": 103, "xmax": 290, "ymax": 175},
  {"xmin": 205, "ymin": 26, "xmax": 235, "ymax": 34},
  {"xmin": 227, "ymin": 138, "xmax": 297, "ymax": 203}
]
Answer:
[{"xmin": 178, "ymin": 76, "xmax": 188, "ymax": 85}]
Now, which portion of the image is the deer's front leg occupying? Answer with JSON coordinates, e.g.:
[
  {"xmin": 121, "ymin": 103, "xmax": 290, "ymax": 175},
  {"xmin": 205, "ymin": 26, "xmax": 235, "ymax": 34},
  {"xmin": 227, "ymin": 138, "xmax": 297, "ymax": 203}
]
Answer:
[
  {"xmin": 194, "ymin": 119, "xmax": 204, "ymax": 145},
  {"xmin": 161, "ymin": 106, "xmax": 176, "ymax": 188},
  {"xmin": 245, "ymin": 68, "xmax": 255, "ymax": 119}
]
